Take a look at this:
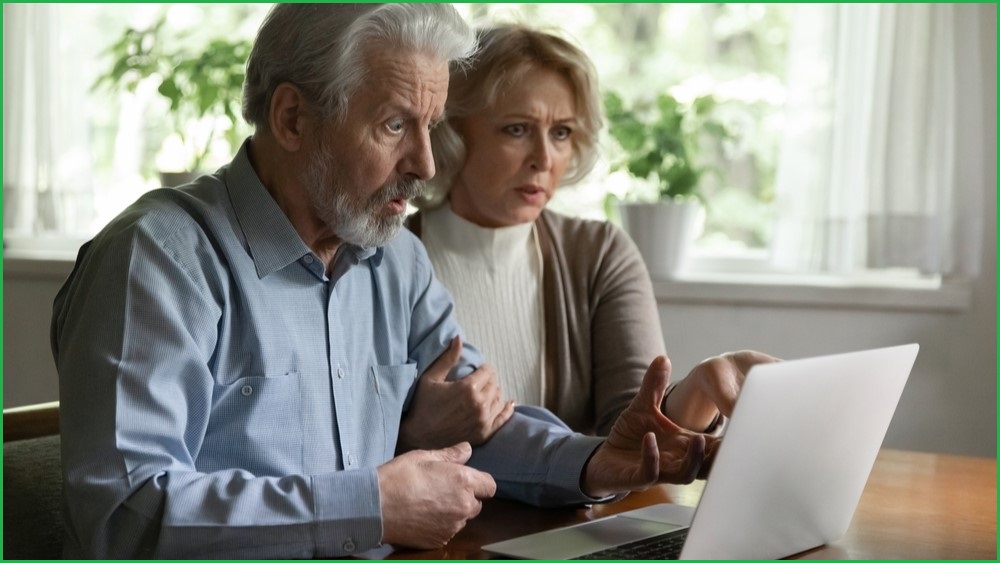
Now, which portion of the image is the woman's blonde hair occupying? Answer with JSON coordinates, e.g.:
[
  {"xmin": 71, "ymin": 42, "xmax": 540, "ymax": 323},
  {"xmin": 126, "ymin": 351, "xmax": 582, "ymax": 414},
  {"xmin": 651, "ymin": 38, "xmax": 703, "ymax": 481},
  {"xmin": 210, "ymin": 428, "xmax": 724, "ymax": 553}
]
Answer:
[{"xmin": 416, "ymin": 23, "xmax": 604, "ymax": 208}]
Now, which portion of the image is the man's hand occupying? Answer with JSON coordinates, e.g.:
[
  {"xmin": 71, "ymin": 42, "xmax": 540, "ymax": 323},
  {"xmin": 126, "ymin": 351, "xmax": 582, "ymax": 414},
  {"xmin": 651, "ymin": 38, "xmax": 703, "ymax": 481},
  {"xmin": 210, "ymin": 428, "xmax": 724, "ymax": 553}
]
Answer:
[
  {"xmin": 581, "ymin": 356, "xmax": 715, "ymax": 498},
  {"xmin": 398, "ymin": 337, "xmax": 515, "ymax": 452},
  {"xmin": 377, "ymin": 442, "xmax": 496, "ymax": 548},
  {"xmin": 664, "ymin": 350, "xmax": 780, "ymax": 432}
]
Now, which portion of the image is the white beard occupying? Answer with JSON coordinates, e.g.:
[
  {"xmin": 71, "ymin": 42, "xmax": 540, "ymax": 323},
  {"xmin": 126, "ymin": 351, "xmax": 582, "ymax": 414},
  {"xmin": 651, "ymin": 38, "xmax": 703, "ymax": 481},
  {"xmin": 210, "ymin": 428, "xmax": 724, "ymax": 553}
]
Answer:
[{"xmin": 300, "ymin": 142, "xmax": 424, "ymax": 248}]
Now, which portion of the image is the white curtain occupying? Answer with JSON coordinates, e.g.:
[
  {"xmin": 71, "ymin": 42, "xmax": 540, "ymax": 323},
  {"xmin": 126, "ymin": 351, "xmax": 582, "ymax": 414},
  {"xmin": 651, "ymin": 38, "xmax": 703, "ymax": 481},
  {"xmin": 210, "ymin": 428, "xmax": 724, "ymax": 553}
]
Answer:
[
  {"xmin": 770, "ymin": 4, "xmax": 986, "ymax": 277},
  {"xmin": 3, "ymin": 4, "xmax": 95, "ymax": 242}
]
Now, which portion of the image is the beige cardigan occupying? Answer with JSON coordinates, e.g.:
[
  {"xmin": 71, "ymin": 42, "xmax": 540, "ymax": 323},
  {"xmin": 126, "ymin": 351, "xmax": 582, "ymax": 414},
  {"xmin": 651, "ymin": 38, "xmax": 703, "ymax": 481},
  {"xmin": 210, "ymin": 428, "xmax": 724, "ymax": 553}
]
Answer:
[{"xmin": 409, "ymin": 209, "xmax": 666, "ymax": 435}]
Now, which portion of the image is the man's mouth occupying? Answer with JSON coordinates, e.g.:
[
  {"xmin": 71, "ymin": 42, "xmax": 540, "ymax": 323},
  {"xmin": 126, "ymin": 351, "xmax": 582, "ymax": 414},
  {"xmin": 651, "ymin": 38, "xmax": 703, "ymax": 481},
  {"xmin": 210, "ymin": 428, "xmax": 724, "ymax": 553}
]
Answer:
[{"xmin": 384, "ymin": 198, "xmax": 407, "ymax": 214}]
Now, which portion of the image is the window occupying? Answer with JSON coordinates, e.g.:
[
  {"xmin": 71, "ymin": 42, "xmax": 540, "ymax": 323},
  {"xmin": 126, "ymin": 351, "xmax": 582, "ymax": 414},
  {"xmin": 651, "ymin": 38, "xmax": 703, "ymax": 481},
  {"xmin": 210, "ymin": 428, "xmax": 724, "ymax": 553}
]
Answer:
[
  {"xmin": 4, "ymin": 4, "xmax": 988, "ymax": 283},
  {"xmin": 3, "ymin": 4, "xmax": 268, "ymax": 251}
]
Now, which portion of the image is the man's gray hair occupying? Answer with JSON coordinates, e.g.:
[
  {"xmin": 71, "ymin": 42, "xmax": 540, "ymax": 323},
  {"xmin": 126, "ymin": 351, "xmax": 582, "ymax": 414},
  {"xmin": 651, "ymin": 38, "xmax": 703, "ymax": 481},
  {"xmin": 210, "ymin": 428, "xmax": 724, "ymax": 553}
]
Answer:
[{"xmin": 242, "ymin": 3, "xmax": 477, "ymax": 131}]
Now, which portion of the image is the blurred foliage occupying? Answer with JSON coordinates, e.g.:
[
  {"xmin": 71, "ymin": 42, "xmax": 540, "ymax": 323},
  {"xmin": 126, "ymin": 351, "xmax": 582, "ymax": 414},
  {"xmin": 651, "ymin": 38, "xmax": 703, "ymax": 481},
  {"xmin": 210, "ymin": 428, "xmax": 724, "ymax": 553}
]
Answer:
[
  {"xmin": 604, "ymin": 90, "xmax": 733, "ymax": 203},
  {"xmin": 80, "ymin": 3, "xmax": 788, "ymax": 250},
  {"xmin": 92, "ymin": 12, "xmax": 251, "ymax": 172}
]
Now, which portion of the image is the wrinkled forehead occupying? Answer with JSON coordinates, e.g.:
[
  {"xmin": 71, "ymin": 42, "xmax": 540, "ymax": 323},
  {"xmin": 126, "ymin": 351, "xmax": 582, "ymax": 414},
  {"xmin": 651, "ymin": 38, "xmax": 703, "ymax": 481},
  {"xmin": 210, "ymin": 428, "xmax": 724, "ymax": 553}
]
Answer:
[{"xmin": 354, "ymin": 45, "xmax": 451, "ymax": 120}]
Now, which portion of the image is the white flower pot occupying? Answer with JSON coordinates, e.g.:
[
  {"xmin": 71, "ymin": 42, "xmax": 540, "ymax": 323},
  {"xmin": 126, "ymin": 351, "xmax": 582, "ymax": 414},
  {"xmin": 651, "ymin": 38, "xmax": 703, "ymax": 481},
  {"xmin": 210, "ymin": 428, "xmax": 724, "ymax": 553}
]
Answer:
[{"xmin": 618, "ymin": 200, "xmax": 705, "ymax": 279}]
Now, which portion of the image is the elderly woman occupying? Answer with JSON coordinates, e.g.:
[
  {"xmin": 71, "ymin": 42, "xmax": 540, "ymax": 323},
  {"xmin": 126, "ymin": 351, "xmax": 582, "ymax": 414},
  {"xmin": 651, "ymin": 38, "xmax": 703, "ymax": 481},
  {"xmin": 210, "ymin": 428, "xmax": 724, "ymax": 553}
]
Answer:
[{"xmin": 398, "ymin": 23, "xmax": 775, "ymax": 451}]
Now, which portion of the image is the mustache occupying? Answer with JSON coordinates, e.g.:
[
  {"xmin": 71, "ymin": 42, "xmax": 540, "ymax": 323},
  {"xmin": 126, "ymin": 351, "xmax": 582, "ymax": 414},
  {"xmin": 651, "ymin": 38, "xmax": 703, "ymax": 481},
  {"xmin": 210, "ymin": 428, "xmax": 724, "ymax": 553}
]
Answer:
[{"xmin": 376, "ymin": 177, "xmax": 425, "ymax": 204}]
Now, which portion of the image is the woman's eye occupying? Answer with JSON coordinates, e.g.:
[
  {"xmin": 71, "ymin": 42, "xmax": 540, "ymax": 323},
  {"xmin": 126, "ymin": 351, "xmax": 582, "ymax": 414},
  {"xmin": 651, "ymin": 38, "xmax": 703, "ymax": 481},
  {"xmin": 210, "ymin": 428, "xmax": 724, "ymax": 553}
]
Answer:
[
  {"xmin": 552, "ymin": 126, "xmax": 573, "ymax": 141},
  {"xmin": 386, "ymin": 119, "xmax": 405, "ymax": 134},
  {"xmin": 502, "ymin": 124, "xmax": 527, "ymax": 137}
]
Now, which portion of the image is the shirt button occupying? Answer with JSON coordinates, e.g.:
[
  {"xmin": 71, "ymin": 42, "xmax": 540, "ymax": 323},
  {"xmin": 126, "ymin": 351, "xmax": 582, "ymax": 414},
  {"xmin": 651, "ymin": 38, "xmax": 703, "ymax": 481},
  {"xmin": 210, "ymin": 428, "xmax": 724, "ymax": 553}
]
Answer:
[
  {"xmin": 337, "ymin": 367, "xmax": 345, "ymax": 379},
  {"xmin": 342, "ymin": 539, "xmax": 356, "ymax": 552},
  {"xmin": 303, "ymin": 255, "xmax": 314, "ymax": 264},
  {"xmin": 348, "ymin": 453, "xmax": 357, "ymax": 466},
  {"xmin": 241, "ymin": 385, "xmax": 253, "ymax": 396}
]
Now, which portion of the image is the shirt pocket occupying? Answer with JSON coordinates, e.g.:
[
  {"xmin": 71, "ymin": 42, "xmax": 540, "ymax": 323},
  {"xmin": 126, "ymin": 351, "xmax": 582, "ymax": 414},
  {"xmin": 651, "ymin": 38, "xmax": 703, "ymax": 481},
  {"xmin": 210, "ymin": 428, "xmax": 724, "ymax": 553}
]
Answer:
[
  {"xmin": 209, "ymin": 371, "xmax": 303, "ymax": 475},
  {"xmin": 370, "ymin": 363, "xmax": 418, "ymax": 459}
]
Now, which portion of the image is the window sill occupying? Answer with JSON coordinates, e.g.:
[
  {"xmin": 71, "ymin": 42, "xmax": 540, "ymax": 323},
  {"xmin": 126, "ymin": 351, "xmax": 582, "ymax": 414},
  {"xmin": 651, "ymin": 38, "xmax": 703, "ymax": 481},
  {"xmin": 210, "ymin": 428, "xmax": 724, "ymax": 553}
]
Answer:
[
  {"xmin": 3, "ymin": 253, "xmax": 77, "ymax": 279},
  {"xmin": 653, "ymin": 271, "xmax": 971, "ymax": 313}
]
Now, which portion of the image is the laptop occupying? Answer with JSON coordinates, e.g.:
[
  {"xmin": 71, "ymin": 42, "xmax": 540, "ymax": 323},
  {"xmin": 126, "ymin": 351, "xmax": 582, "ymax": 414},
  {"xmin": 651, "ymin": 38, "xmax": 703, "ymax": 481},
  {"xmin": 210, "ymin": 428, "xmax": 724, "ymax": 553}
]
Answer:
[{"xmin": 483, "ymin": 343, "xmax": 919, "ymax": 560}]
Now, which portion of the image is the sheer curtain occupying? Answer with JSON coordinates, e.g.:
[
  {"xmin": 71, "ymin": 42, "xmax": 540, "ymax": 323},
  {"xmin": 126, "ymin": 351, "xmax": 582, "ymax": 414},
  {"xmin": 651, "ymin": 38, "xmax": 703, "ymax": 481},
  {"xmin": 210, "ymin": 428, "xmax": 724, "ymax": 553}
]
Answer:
[
  {"xmin": 770, "ymin": 4, "xmax": 986, "ymax": 277},
  {"xmin": 3, "ymin": 4, "xmax": 95, "ymax": 244}
]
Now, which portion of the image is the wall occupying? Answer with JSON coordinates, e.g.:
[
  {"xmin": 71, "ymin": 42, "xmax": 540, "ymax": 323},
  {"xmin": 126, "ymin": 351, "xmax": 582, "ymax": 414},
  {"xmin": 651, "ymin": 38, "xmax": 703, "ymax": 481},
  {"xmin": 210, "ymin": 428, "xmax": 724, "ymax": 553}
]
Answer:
[
  {"xmin": 3, "ymin": 261, "xmax": 68, "ymax": 407},
  {"xmin": 658, "ymin": 271, "xmax": 996, "ymax": 457}
]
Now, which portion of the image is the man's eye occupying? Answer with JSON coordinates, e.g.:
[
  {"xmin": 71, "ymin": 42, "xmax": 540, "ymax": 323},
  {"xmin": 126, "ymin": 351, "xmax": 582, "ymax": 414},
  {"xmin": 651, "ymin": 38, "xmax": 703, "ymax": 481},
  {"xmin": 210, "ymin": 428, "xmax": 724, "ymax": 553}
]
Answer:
[
  {"xmin": 386, "ymin": 119, "xmax": 405, "ymax": 134},
  {"xmin": 502, "ymin": 124, "xmax": 527, "ymax": 137}
]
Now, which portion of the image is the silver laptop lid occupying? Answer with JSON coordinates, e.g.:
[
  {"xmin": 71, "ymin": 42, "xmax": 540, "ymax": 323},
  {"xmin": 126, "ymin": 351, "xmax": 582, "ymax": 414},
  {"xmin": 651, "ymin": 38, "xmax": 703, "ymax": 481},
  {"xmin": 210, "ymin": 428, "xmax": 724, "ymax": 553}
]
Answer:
[
  {"xmin": 680, "ymin": 343, "xmax": 918, "ymax": 559},
  {"xmin": 482, "ymin": 344, "xmax": 919, "ymax": 560}
]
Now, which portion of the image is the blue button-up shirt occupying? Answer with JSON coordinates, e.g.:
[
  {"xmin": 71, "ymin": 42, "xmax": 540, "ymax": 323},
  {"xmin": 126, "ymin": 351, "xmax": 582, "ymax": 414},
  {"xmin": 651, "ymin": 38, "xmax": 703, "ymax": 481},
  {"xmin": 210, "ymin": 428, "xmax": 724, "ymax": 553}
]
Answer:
[{"xmin": 51, "ymin": 143, "xmax": 604, "ymax": 559}]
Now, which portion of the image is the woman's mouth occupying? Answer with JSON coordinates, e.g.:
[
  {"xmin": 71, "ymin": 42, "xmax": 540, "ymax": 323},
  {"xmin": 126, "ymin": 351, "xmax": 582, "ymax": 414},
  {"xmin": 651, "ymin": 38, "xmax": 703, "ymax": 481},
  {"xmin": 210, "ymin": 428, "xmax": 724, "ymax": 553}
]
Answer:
[{"xmin": 515, "ymin": 185, "xmax": 547, "ymax": 205}]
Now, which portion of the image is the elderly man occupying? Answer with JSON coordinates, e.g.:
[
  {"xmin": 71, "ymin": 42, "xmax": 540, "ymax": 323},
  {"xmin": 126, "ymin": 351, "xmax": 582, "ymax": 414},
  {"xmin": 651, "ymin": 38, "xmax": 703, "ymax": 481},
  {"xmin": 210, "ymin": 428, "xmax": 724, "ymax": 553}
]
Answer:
[{"xmin": 52, "ymin": 4, "xmax": 713, "ymax": 559}]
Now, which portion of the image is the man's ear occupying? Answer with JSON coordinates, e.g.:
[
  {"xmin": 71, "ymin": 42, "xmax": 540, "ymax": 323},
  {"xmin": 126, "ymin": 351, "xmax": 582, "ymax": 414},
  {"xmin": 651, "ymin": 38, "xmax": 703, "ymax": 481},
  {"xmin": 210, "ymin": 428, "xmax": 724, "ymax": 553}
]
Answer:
[{"xmin": 269, "ymin": 83, "xmax": 308, "ymax": 152}]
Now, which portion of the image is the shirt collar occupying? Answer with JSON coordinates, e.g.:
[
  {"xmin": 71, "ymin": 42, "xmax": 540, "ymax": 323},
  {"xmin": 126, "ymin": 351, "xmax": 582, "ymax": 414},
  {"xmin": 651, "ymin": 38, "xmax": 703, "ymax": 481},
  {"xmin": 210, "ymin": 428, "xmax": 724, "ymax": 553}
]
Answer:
[
  {"xmin": 348, "ymin": 244, "xmax": 383, "ymax": 265},
  {"xmin": 224, "ymin": 140, "xmax": 383, "ymax": 279}
]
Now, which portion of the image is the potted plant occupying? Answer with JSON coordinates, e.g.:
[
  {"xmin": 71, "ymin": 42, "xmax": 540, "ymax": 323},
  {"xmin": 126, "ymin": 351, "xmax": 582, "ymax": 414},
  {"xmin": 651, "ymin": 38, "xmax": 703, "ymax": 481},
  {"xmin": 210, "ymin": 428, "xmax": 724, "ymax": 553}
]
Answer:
[
  {"xmin": 92, "ymin": 14, "xmax": 251, "ymax": 186},
  {"xmin": 603, "ymin": 90, "xmax": 730, "ymax": 278}
]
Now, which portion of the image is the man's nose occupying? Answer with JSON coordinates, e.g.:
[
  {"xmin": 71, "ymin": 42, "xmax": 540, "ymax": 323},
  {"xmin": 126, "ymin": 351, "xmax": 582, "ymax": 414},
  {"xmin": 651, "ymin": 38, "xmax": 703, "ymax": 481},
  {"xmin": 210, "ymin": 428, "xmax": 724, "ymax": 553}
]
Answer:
[{"xmin": 401, "ymin": 130, "xmax": 436, "ymax": 181}]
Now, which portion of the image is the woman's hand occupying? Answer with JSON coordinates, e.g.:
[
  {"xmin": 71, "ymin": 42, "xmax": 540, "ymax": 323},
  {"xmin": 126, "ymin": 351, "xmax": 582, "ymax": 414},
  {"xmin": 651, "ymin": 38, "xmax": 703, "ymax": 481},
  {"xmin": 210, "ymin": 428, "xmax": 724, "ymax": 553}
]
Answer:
[
  {"xmin": 664, "ymin": 350, "xmax": 781, "ymax": 432},
  {"xmin": 398, "ymin": 337, "xmax": 516, "ymax": 452}
]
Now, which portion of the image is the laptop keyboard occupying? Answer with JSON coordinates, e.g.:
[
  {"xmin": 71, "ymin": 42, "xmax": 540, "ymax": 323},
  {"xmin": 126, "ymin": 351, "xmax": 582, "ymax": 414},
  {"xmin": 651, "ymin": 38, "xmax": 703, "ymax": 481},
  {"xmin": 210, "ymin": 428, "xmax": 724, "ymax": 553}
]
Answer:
[{"xmin": 572, "ymin": 528, "xmax": 689, "ymax": 560}]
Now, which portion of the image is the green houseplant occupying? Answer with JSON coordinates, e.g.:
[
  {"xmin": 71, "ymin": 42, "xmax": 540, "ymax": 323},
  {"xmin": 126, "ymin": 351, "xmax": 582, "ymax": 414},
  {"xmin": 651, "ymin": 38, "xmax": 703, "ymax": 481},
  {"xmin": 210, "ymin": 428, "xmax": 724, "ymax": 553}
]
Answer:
[
  {"xmin": 604, "ymin": 90, "xmax": 730, "ymax": 203},
  {"xmin": 603, "ymin": 90, "xmax": 731, "ymax": 278},
  {"xmin": 93, "ymin": 15, "xmax": 251, "ymax": 184}
]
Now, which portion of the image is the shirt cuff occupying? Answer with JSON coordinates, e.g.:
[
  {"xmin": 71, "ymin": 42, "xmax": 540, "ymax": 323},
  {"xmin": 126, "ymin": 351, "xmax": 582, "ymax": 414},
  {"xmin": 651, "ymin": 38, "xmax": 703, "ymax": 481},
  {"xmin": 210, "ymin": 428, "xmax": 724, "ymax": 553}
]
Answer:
[
  {"xmin": 312, "ymin": 468, "xmax": 383, "ymax": 557},
  {"xmin": 550, "ymin": 434, "xmax": 614, "ymax": 504}
]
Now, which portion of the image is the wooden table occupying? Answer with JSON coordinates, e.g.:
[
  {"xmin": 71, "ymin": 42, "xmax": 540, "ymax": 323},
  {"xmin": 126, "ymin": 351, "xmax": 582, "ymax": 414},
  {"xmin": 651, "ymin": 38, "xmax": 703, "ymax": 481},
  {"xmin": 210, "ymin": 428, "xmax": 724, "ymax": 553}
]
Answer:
[{"xmin": 360, "ymin": 449, "xmax": 996, "ymax": 560}]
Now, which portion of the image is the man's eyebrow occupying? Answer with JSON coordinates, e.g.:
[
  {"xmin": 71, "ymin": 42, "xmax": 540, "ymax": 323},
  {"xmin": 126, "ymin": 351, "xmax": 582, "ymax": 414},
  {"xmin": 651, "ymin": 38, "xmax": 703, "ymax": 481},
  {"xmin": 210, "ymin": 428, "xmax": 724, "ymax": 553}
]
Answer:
[{"xmin": 430, "ymin": 112, "xmax": 448, "ymax": 129}]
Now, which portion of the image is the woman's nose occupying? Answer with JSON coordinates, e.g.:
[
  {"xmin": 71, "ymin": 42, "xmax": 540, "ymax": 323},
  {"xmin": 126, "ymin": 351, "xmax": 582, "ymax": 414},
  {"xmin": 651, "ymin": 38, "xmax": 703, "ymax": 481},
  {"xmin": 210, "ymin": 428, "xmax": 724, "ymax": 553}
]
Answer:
[{"xmin": 529, "ymin": 135, "xmax": 553, "ymax": 172}]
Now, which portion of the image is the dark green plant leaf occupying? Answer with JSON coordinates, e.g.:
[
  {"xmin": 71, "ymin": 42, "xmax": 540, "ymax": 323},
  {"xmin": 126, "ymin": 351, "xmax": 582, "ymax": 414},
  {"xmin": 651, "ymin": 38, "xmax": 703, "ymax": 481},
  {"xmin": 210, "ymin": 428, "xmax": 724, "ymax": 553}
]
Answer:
[
  {"xmin": 604, "ymin": 88, "xmax": 736, "ymax": 202},
  {"xmin": 157, "ymin": 78, "xmax": 182, "ymax": 110}
]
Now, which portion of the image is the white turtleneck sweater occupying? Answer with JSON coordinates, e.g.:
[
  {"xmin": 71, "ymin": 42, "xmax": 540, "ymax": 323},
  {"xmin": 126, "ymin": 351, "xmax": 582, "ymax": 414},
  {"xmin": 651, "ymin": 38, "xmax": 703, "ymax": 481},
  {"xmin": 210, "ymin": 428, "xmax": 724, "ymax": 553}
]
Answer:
[{"xmin": 421, "ymin": 205, "xmax": 545, "ymax": 406}]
